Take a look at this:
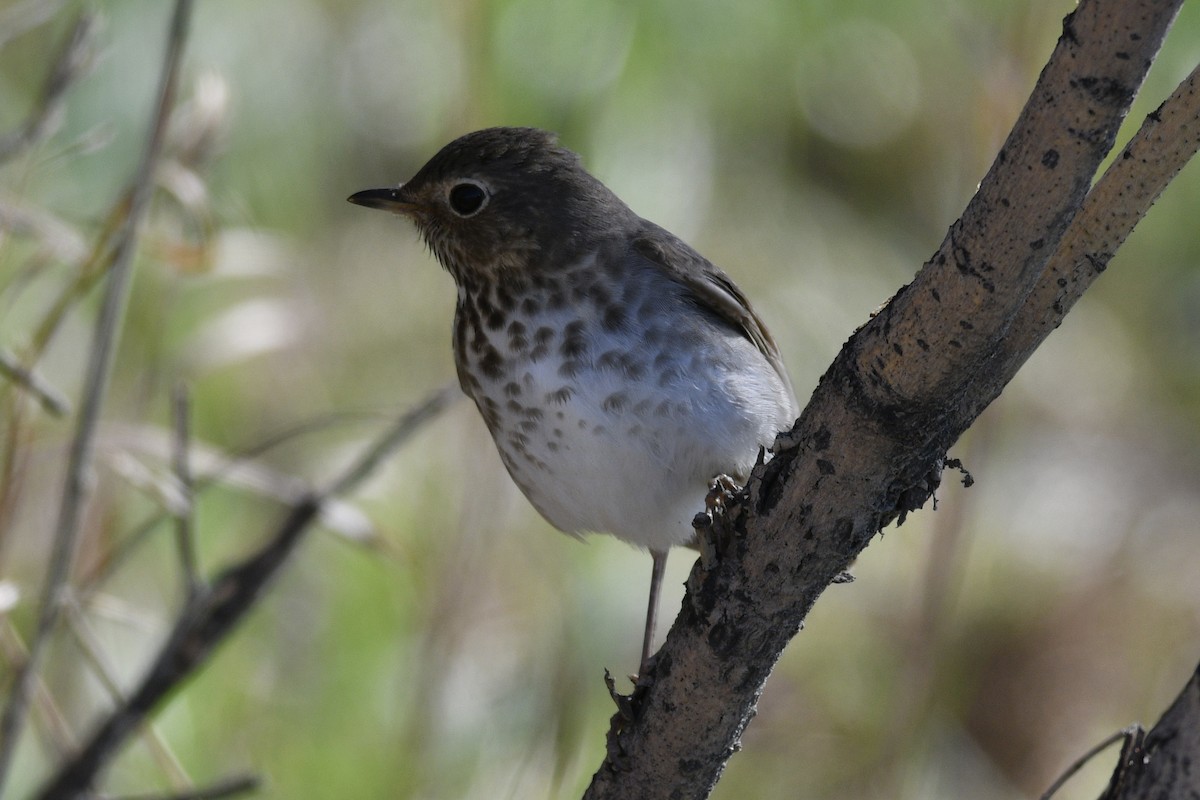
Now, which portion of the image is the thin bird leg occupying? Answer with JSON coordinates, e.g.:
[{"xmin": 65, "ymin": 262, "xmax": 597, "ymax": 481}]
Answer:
[{"xmin": 641, "ymin": 549, "xmax": 668, "ymax": 672}]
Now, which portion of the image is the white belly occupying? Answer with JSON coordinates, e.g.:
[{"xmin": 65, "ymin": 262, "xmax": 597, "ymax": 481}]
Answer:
[{"xmin": 465, "ymin": 306, "xmax": 793, "ymax": 552}]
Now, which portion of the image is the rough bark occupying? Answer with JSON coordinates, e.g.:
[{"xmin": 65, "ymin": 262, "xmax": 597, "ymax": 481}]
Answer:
[{"xmin": 584, "ymin": 1, "xmax": 1197, "ymax": 797}]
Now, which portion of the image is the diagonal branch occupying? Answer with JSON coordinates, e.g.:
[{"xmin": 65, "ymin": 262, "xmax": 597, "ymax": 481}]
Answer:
[
  {"xmin": 0, "ymin": 348, "xmax": 70, "ymax": 417},
  {"xmin": 584, "ymin": 1, "xmax": 1189, "ymax": 797},
  {"xmin": 103, "ymin": 773, "xmax": 260, "ymax": 800},
  {"xmin": 983, "ymin": 60, "xmax": 1200, "ymax": 408},
  {"xmin": 0, "ymin": 10, "xmax": 97, "ymax": 164},
  {"xmin": 852, "ymin": 2, "xmax": 1173, "ymax": 409},
  {"xmin": 33, "ymin": 384, "xmax": 459, "ymax": 799}
]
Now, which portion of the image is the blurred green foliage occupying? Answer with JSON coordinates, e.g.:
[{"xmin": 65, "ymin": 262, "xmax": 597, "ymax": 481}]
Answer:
[{"xmin": 1, "ymin": 0, "xmax": 1199, "ymax": 798}]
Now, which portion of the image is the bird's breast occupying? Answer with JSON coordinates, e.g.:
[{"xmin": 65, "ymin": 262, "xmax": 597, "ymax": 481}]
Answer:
[{"xmin": 449, "ymin": 262, "xmax": 790, "ymax": 548}]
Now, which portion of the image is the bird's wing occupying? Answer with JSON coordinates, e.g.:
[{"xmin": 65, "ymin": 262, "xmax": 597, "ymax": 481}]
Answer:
[{"xmin": 632, "ymin": 223, "xmax": 797, "ymax": 407}]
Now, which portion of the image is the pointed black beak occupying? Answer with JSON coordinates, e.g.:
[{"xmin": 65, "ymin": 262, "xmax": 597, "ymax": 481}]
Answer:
[{"xmin": 347, "ymin": 186, "xmax": 419, "ymax": 213}]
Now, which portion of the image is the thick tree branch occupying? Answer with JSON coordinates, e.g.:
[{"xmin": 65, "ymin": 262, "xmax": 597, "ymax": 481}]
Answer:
[
  {"xmin": 855, "ymin": 2, "xmax": 1169, "ymax": 410},
  {"xmin": 584, "ymin": 1, "xmax": 1190, "ymax": 797},
  {"xmin": 989, "ymin": 60, "xmax": 1200, "ymax": 396}
]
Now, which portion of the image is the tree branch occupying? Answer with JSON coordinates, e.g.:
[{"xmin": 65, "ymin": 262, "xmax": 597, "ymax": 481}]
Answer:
[
  {"xmin": 33, "ymin": 384, "xmax": 459, "ymax": 799},
  {"xmin": 102, "ymin": 773, "xmax": 260, "ymax": 800},
  {"xmin": 584, "ymin": 1, "xmax": 1191, "ymax": 797},
  {"xmin": 987, "ymin": 59, "xmax": 1200, "ymax": 400}
]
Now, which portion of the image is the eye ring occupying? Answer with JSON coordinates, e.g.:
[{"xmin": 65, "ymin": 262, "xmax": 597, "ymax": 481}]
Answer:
[{"xmin": 447, "ymin": 180, "xmax": 490, "ymax": 217}]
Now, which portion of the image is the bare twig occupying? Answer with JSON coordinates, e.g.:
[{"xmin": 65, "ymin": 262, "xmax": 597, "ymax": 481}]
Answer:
[
  {"xmin": 0, "ymin": 619, "xmax": 74, "ymax": 761},
  {"xmin": 62, "ymin": 598, "xmax": 191, "ymax": 790},
  {"xmin": 0, "ymin": 11, "xmax": 98, "ymax": 163},
  {"xmin": 76, "ymin": 396, "xmax": 457, "ymax": 595},
  {"xmin": 35, "ymin": 384, "xmax": 459, "ymax": 799},
  {"xmin": 325, "ymin": 384, "xmax": 460, "ymax": 498},
  {"xmin": 27, "ymin": 191, "xmax": 132, "ymax": 361},
  {"xmin": 102, "ymin": 773, "xmax": 260, "ymax": 800},
  {"xmin": 1100, "ymin": 662, "xmax": 1200, "ymax": 798},
  {"xmin": 0, "ymin": 0, "xmax": 195, "ymax": 791},
  {"xmin": 169, "ymin": 383, "xmax": 201, "ymax": 598},
  {"xmin": 1038, "ymin": 725, "xmax": 1142, "ymax": 799},
  {"xmin": 0, "ymin": 396, "xmax": 34, "ymax": 573},
  {"xmin": 0, "ymin": 348, "xmax": 70, "ymax": 417}
]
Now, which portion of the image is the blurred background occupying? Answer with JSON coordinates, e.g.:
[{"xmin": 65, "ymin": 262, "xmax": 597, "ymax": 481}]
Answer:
[{"xmin": 1, "ymin": 0, "xmax": 1199, "ymax": 798}]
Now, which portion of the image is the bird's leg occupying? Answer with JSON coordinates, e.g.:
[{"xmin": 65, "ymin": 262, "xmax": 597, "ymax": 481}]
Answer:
[{"xmin": 640, "ymin": 549, "xmax": 668, "ymax": 674}]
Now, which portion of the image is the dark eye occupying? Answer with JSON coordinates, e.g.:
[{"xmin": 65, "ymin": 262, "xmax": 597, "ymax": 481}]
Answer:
[{"xmin": 448, "ymin": 182, "xmax": 488, "ymax": 217}]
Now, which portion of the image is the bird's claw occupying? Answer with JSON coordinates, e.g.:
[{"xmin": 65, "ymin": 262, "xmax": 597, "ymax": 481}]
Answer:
[
  {"xmin": 695, "ymin": 474, "xmax": 741, "ymax": 568},
  {"xmin": 604, "ymin": 668, "xmax": 636, "ymax": 721},
  {"xmin": 707, "ymin": 474, "xmax": 740, "ymax": 513}
]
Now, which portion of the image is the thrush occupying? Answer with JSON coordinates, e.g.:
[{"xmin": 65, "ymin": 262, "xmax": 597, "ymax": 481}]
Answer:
[{"xmin": 349, "ymin": 127, "xmax": 798, "ymax": 672}]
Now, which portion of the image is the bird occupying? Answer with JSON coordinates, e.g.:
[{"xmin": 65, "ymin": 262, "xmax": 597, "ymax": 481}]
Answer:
[{"xmin": 349, "ymin": 127, "xmax": 797, "ymax": 673}]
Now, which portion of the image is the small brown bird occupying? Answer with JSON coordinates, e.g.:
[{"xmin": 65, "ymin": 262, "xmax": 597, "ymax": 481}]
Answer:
[{"xmin": 350, "ymin": 127, "xmax": 797, "ymax": 671}]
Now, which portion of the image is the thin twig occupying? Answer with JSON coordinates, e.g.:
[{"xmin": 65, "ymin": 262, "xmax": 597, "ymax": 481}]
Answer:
[
  {"xmin": 28, "ymin": 190, "xmax": 132, "ymax": 361},
  {"xmin": 0, "ymin": 347, "xmax": 70, "ymax": 416},
  {"xmin": 34, "ymin": 384, "xmax": 458, "ymax": 798},
  {"xmin": 0, "ymin": 392, "xmax": 34, "ymax": 573},
  {"xmin": 1039, "ymin": 725, "xmax": 1143, "ymax": 800},
  {"xmin": 0, "ymin": 618, "xmax": 74, "ymax": 760},
  {"xmin": 325, "ymin": 383, "xmax": 460, "ymax": 497},
  {"xmin": 75, "ymin": 399, "xmax": 452, "ymax": 595},
  {"xmin": 170, "ymin": 382, "xmax": 201, "ymax": 598},
  {"xmin": 0, "ymin": 11, "xmax": 98, "ymax": 163},
  {"xmin": 62, "ymin": 598, "xmax": 191, "ymax": 790},
  {"xmin": 0, "ymin": 0, "xmax": 195, "ymax": 791},
  {"xmin": 101, "ymin": 773, "xmax": 260, "ymax": 800}
]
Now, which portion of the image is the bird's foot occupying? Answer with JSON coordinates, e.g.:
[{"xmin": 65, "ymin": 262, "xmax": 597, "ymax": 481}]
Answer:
[
  {"xmin": 695, "ymin": 474, "xmax": 741, "ymax": 569},
  {"xmin": 604, "ymin": 668, "xmax": 637, "ymax": 722},
  {"xmin": 707, "ymin": 474, "xmax": 741, "ymax": 513},
  {"xmin": 602, "ymin": 663, "xmax": 661, "ymax": 768}
]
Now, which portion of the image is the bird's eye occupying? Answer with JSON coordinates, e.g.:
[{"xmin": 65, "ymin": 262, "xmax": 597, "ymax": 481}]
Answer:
[{"xmin": 448, "ymin": 182, "xmax": 489, "ymax": 217}]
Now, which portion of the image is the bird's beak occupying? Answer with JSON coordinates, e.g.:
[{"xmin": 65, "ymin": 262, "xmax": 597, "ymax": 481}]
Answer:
[{"xmin": 347, "ymin": 186, "xmax": 421, "ymax": 214}]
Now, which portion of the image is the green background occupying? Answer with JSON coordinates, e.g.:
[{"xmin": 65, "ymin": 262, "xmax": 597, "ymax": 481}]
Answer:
[{"xmin": 2, "ymin": 1, "xmax": 1199, "ymax": 798}]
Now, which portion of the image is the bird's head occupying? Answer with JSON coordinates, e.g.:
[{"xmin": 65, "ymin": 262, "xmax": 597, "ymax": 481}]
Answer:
[{"xmin": 349, "ymin": 127, "xmax": 631, "ymax": 284}]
